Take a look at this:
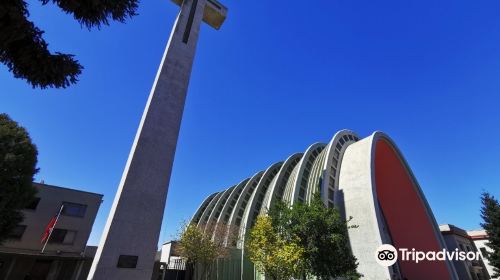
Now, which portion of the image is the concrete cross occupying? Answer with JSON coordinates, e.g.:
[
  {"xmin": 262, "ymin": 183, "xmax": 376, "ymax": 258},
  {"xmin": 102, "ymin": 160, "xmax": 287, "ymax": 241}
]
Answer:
[
  {"xmin": 172, "ymin": 0, "xmax": 227, "ymax": 31},
  {"xmin": 87, "ymin": 1, "xmax": 226, "ymax": 279}
]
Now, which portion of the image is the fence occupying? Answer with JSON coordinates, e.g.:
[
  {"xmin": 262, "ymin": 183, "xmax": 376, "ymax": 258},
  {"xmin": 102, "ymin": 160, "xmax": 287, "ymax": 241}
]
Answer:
[{"xmin": 160, "ymin": 257, "xmax": 245, "ymax": 280}]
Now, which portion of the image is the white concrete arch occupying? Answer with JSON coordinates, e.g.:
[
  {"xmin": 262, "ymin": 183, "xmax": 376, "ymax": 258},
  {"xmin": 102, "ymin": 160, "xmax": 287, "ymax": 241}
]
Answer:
[
  {"xmin": 215, "ymin": 178, "xmax": 250, "ymax": 226},
  {"xmin": 224, "ymin": 171, "xmax": 264, "ymax": 245},
  {"xmin": 261, "ymin": 153, "xmax": 303, "ymax": 213},
  {"xmin": 319, "ymin": 129, "xmax": 359, "ymax": 207},
  {"xmin": 197, "ymin": 191, "xmax": 224, "ymax": 227},
  {"xmin": 282, "ymin": 161, "xmax": 301, "ymax": 203},
  {"xmin": 211, "ymin": 178, "xmax": 250, "ymax": 241},
  {"xmin": 290, "ymin": 143, "xmax": 326, "ymax": 204},
  {"xmin": 304, "ymin": 147, "xmax": 328, "ymax": 203},
  {"xmin": 338, "ymin": 132, "xmax": 458, "ymax": 280},
  {"xmin": 204, "ymin": 185, "xmax": 236, "ymax": 234},
  {"xmin": 191, "ymin": 192, "xmax": 219, "ymax": 224},
  {"xmin": 239, "ymin": 162, "xmax": 283, "ymax": 242}
]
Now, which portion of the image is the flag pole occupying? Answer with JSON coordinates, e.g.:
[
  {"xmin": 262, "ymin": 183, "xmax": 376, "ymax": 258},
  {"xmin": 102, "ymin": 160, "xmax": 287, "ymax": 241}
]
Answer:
[{"xmin": 41, "ymin": 204, "xmax": 64, "ymax": 254}]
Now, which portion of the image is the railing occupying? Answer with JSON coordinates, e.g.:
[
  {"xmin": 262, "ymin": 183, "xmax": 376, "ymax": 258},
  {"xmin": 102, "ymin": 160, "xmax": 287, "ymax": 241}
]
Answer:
[{"xmin": 167, "ymin": 258, "xmax": 187, "ymax": 270}]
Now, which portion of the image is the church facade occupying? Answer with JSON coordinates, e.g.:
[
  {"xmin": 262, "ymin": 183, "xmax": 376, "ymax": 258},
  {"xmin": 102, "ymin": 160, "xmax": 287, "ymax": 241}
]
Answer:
[{"xmin": 189, "ymin": 130, "xmax": 459, "ymax": 280}]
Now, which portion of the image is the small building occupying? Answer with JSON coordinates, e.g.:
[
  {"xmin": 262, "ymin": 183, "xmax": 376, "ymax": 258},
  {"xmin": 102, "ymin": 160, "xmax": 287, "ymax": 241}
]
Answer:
[
  {"xmin": 468, "ymin": 229, "xmax": 499, "ymax": 280},
  {"xmin": 440, "ymin": 224, "xmax": 491, "ymax": 280},
  {"xmin": 154, "ymin": 241, "xmax": 187, "ymax": 280},
  {"xmin": 0, "ymin": 182, "xmax": 103, "ymax": 280}
]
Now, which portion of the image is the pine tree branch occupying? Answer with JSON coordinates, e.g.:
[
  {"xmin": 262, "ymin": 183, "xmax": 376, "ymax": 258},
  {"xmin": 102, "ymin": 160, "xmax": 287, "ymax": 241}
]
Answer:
[
  {"xmin": 40, "ymin": 0, "xmax": 139, "ymax": 29},
  {"xmin": 0, "ymin": 1, "xmax": 82, "ymax": 88}
]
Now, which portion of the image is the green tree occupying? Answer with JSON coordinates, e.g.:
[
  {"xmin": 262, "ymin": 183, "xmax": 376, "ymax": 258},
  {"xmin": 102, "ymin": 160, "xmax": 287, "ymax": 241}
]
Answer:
[
  {"xmin": 178, "ymin": 222, "xmax": 238, "ymax": 280},
  {"xmin": 481, "ymin": 192, "xmax": 500, "ymax": 277},
  {"xmin": 0, "ymin": 113, "xmax": 38, "ymax": 243},
  {"xmin": 269, "ymin": 194, "xmax": 360, "ymax": 280},
  {"xmin": 246, "ymin": 215, "xmax": 305, "ymax": 280},
  {"xmin": 0, "ymin": 0, "xmax": 138, "ymax": 88}
]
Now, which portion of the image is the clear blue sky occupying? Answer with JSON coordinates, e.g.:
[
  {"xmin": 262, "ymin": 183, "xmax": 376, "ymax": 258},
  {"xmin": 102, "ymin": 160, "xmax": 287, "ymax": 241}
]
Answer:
[{"xmin": 1, "ymin": 0, "xmax": 500, "ymax": 246}]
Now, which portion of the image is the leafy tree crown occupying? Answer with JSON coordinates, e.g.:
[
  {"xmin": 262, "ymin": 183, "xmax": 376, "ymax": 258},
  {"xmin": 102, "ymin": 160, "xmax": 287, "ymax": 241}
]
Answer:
[{"xmin": 0, "ymin": 113, "xmax": 38, "ymax": 243}]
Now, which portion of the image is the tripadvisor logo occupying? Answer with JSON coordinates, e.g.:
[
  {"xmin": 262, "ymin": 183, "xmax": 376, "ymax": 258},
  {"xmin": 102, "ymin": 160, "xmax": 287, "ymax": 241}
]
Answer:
[
  {"xmin": 375, "ymin": 244, "xmax": 481, "ymax": 267},
  {"xmin": 375, "ymin": 244, "xmax": 398, "ymax": 266}
]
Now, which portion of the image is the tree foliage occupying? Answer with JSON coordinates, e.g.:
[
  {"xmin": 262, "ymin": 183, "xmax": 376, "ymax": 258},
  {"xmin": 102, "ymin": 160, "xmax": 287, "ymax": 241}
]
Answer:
[
  {"xmin": 0, "ymin": 113, "xmax": 38, "ymax": 243},
  {"xmin": 268, "ymin": 194, "xmax": 360, "ymax": 280},
  {"xmin": 0, "ymin": 0, "xmax": 138, "ymax": 88},
  {"xmin": 481, "ymin": 192, "xmax": 500, "ymax": 277},
  {"xmin": 246, "ymin": 215, "xmax": 305, "ymax": 280},
  {"xmin": 178, "ymin": 222, "xmax": 239, "ymax": 279},
  {"xmin": 179, "ymin": 224, "xmax": 219, "ymax": 264}
]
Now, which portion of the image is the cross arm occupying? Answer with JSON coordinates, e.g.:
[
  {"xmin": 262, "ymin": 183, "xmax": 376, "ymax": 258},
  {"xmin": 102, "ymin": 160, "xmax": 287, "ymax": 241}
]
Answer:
[{"xmin": 171, "ymin": 0, "xmax": 227, "ymax": 30}]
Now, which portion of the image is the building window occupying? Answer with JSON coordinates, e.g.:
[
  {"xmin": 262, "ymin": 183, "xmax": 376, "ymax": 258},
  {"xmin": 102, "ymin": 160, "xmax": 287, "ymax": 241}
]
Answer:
[
  {"xmin": 8, "ymin": 225, "xmax": 27, "ymax": 240},
  {"xmin": 62, "ymin": 202, "xmax": 87, "ymax": 218},
  {"xmin": 25, "ymin": 197, "xmax": 41, "ymax": 210},
  {"xmin": 49, "ymin": 229, "xmax": 76, "ymax": 244}
]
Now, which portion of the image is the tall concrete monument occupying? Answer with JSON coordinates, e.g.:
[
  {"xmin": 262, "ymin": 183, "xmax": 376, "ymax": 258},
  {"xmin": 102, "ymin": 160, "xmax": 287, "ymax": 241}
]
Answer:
[{"xmin": 87, "ymin": 0, "xmax": 227, "ymax": 279}]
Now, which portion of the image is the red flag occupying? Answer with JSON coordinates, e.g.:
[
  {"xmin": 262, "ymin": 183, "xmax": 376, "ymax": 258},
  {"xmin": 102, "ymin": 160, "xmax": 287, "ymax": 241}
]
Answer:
[
  {"xmin": 41, "ymin": 204, "xmax": 64, "ymax": 244},
  {"xmin": 41, "ymin": 216, "xmax": 57, "ymax": 244}
]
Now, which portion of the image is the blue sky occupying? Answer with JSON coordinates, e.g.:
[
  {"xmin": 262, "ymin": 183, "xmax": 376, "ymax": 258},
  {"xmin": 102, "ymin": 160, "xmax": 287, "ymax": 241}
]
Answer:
[{"xmin": 1, "ymin": 0, "xmax": 500, "ymax": 246}]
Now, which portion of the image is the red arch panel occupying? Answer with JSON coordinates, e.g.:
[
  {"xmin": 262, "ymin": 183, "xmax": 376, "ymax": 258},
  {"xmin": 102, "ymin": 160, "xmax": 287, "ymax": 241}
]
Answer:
[{"xmin": 375, "ymin": 139, "xmax": 451, "ymax": 280}]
